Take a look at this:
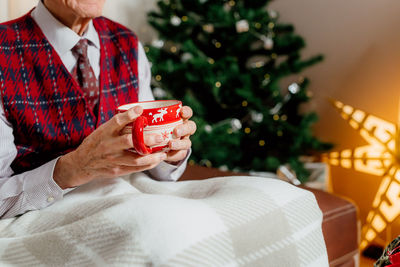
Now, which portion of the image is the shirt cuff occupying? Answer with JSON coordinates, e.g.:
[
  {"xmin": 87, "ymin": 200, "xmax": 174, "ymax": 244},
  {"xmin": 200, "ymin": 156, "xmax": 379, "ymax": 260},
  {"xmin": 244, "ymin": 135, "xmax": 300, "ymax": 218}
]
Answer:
[
  {"xmin": 23, "ymin": 157, "xmax": 71, "ymax": 210},
  {"xmin": 147, "ymin": 149, "xmax": 191, "ymax": 182}
]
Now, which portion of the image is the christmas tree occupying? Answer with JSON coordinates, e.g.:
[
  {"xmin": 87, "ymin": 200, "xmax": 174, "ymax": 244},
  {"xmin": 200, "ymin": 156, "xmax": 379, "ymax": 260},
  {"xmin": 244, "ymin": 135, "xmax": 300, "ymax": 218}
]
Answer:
[{"xmin": 145, "ymin": 0, "xmax": 332, "ymax": 182}]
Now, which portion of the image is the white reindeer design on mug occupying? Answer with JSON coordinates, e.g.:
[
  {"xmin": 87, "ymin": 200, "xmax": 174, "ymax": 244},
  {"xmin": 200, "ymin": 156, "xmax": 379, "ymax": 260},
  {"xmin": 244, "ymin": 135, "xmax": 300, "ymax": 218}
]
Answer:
[
  {"xmin": 176, "ymin": 104, "xmax": 182, "ymax": 118},
  {"xmin": 152, "ymin": 108, "xmax": 168, "ymax": 123}
]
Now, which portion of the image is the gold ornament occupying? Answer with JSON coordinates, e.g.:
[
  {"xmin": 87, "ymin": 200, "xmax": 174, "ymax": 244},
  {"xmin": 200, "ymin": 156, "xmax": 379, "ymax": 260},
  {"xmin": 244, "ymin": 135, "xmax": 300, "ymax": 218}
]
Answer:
[
  {"xmin": 215, "ymin": 81, "xmax": 222, "ymax": 88},
  {"xmin": 155, "ymin": 75, "xmax": 162, "ymax": 81},
  {"xmin": 324, "ymin": 99, "xmax": 400, "ymax": 250}
]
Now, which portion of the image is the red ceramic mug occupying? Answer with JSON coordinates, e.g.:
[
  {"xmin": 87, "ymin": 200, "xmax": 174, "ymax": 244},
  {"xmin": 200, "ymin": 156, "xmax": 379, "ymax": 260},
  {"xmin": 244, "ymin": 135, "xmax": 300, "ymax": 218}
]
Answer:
[{"xmin": 117, "ymin": 100, "xmax": 183, "ymax": 155}]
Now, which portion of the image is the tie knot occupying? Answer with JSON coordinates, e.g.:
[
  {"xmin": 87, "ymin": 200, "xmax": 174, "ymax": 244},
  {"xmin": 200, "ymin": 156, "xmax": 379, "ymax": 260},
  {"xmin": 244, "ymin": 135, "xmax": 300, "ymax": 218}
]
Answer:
[{"xmin": 72, "ymin": 39, "xmax": 89, "ymax": 57}]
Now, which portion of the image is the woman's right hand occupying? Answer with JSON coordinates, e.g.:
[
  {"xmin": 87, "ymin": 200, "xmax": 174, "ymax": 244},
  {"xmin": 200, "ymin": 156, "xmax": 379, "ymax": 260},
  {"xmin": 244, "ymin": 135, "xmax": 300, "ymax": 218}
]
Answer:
[{"xmin": 53, "ymin": 106, "xmax": 167, "ymax": 189}]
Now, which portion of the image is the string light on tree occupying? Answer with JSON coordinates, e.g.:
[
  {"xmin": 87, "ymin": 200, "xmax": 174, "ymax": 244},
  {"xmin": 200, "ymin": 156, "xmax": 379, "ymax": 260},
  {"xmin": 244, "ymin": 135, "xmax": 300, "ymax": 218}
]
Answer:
[{"xmin": 268, "ymin": 22, "xmax": 275, "ymax": 29}]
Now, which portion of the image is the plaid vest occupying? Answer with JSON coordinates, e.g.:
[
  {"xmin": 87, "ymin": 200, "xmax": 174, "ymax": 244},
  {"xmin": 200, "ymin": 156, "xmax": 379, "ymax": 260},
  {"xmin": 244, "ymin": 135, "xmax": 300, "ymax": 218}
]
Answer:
[{"xmin": 0, "ymin": 13, "xmax": 139, "ymax": 174}]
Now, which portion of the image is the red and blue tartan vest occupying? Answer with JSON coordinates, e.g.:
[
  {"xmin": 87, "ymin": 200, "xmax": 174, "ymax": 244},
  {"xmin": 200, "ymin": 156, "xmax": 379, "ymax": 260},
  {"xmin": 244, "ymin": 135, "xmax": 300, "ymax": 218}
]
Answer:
[{"xmin": 0, "ymin": 13, "xmax": 139, "ymax": 174}]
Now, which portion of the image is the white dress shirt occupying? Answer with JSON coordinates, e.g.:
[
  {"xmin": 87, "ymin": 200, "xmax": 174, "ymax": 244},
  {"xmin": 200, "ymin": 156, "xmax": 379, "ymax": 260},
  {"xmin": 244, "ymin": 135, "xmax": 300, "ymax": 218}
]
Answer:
[{"xmin": 0, "ymin": 1, "xmax": 187, "ymax": 219}]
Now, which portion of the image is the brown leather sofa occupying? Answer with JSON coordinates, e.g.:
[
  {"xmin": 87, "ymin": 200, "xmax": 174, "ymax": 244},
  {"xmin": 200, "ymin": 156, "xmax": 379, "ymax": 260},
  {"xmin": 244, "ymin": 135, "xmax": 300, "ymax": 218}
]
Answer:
[{"xmin": 180, "ymin": 165, "xmax": 359, "ymax": 267}]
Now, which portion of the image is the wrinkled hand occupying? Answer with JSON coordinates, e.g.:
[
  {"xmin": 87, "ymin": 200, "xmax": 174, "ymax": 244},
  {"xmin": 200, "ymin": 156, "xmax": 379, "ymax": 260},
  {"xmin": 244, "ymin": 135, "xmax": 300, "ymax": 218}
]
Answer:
[
  {"xmin": 165, "ymin": 106, "xmax": 197, "ymax": 163},
  {"xmin": 53, "ymin": 106, "xmax": 168, "ymax": 189}
]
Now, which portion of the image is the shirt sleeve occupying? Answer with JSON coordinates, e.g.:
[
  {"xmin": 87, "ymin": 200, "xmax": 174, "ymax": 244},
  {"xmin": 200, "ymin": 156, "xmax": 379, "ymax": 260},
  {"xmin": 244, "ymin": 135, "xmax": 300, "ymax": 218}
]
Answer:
[
  {"xmin": 137, "ymin": 41, "xmax": 188, "ymax": 182},
  {"xmin": 0, "ymin": 103, "xmax": 70, "ymax": 219}
]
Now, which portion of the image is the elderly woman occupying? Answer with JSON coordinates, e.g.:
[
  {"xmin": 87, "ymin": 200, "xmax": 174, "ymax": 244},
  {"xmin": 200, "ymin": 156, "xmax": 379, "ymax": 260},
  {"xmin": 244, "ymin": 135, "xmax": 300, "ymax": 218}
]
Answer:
[{"xmin": 0, "ymin": 0, "xmax": 329, "ymax": 266}]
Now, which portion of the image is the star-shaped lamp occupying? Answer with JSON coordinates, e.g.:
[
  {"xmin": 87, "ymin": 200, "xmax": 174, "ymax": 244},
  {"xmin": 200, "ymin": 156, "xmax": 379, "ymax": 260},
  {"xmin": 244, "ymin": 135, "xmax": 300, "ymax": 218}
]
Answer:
[{"xmin": 324, "ymin": 99, "xmax": 400, "ymax": 250}]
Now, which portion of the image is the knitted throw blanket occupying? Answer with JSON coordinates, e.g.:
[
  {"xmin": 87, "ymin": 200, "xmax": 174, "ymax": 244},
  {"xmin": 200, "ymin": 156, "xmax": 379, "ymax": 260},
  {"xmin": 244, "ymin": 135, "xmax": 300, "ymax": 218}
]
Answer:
[{"xmin": 0, "ymin": 174, "xmax": 328, "ymax": 266}]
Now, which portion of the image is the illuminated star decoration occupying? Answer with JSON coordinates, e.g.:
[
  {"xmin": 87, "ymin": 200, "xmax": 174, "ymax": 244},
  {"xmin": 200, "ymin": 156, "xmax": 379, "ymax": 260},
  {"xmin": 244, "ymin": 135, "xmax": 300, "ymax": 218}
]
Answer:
[{"xmin": 324, "ymin": 99, "xmax": 400, "ymax": 250}]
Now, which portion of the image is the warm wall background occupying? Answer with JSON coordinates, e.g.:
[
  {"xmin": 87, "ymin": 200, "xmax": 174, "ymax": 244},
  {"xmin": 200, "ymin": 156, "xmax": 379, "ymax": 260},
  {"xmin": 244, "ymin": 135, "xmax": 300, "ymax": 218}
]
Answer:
[{"xmin": 2, "ymin": 0, "xmax": 400, "ymax": 244}]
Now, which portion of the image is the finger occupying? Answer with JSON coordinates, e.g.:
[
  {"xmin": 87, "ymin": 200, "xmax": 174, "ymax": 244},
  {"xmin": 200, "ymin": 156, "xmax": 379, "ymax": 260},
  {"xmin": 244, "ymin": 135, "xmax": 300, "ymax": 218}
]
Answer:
[
  {"xmin": 108, "ymin": 106, "xmax": 143, "ymax": 134},
  {"xmin": 98, "ymin": 149, "xmax": 166, "ymax": 167},
  {"xmin": 144, "ymin": 133, "xmax": 164, "ymax": 147},
  {"xmin": 165, "ymin": 149, "xmax": 188, "ymax": 163},
  {"xmin": 180, "ymin": 106, "xmax": 193, "ymax": 120},
  {"xmin": 122, "ymin": 152, "xmax": 167, "ymax": 167},
  {"xmin": 169, "ymin": 138, "xmax": 192, "ymax": 151},
  {"xmin": 174, "ymin": 120, "xmax": 197, "ymax": 138},
  {"xmin": 103, "ymin": 161, "xmax": 163, "ymax": 178},
  {"xmin": 110, "ymin": 134, "xmax": 134, "ymax": 150}
]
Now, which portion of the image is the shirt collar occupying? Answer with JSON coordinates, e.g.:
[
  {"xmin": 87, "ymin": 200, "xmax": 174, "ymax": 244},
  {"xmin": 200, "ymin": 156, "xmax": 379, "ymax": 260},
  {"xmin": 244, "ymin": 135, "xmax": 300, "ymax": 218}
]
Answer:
[{"xmin": 31, "ymin": 1, "xmax": 100, "ymax": 57}]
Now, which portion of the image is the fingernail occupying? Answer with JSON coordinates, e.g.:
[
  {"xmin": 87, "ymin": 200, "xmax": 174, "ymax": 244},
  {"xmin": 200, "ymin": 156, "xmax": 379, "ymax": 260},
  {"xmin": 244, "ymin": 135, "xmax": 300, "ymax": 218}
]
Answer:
[
  {"xmin": 170, "ymin": 142, "xmax": 176, "ymax": 150},
  {"xmin": 134, "ymin": 106, "xmax": 143, "ymax": 114},
  {"xmin": 176, "ymin": 129, "xmax": 182, "ymax": 136},
  {"xmin": 160, "ymin": 153, "xmax": 167, "ymax": 160},
  {"xmin": 156, "ymin": 135, "xmax": 163, "ymax": 143}
]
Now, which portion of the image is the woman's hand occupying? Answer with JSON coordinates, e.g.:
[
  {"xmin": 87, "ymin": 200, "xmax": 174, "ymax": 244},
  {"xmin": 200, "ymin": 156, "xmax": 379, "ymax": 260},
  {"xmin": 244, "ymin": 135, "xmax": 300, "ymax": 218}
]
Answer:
[
  {"xmin": 53, "ymin": 106, "xmax": 167, "ymax": 189},
  {"xmin": 165, "ymin": 106, "xmax": 197, "ymax": 163}
]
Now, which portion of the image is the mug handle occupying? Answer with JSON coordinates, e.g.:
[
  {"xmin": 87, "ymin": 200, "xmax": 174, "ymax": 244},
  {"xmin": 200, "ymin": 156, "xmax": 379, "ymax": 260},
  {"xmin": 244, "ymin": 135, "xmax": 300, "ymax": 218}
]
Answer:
[{"xmin": 132, "ymin": 116, "xmax": 153, "ymax": 155}]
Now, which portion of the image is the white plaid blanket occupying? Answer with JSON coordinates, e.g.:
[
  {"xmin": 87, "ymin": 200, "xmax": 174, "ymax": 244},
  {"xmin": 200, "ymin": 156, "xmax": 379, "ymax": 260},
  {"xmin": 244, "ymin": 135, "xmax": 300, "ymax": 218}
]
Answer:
[{"xmin": 0, "ymin": 173, "xmax": 328, "ymax": 266}]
